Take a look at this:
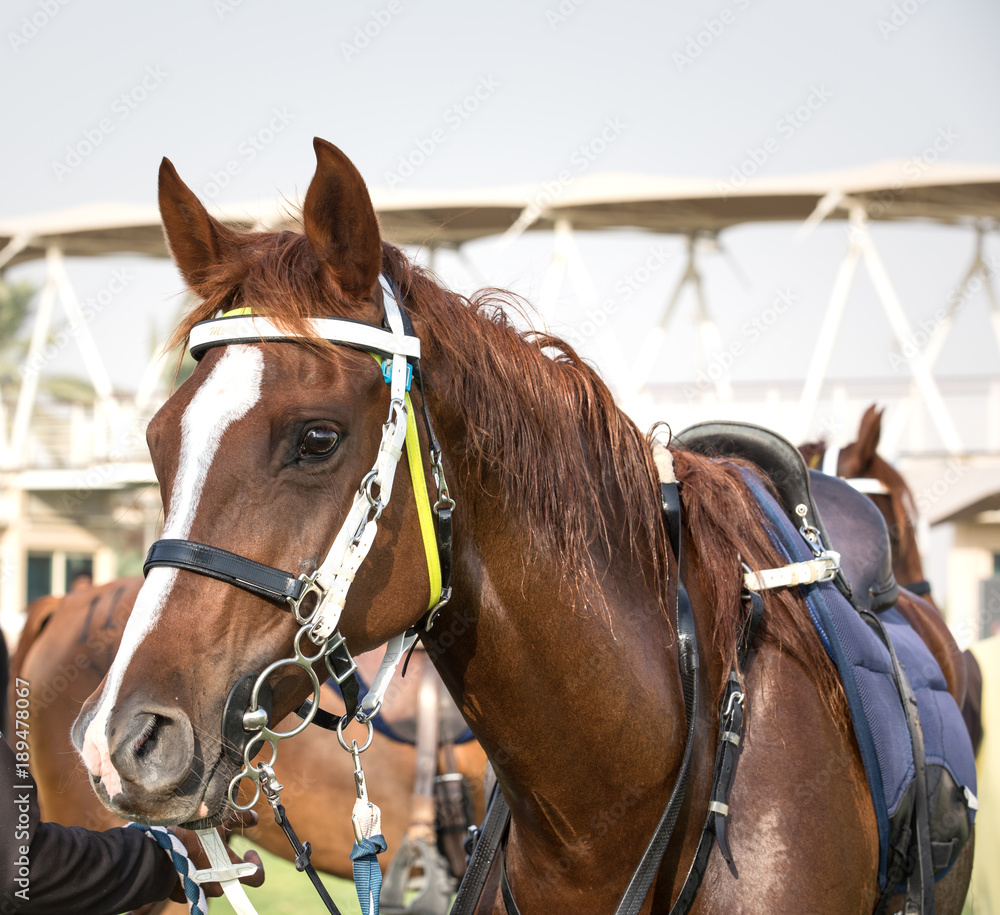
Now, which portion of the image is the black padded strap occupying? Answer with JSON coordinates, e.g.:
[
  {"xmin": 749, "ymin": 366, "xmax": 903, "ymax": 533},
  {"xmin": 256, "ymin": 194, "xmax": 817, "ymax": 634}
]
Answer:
[
  {"xmin": 863, "ymin": 610, "xmax": 935, "ymax": 915},
  {"xmin": 451, "ymin": 782, "xmax": 511, "ymax": 915},
  {"xmin": 144, "ymin": 539, "xmax": 304, "ymax": 605}
]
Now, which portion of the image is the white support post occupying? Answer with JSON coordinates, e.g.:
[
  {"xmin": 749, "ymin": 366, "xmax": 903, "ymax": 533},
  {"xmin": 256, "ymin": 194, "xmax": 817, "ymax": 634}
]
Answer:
[
  {"xmin": 536, "ymin": 218, "xmax": 573, "ymax": 329},
  {"xmin": 47, "ymin": 247, "xmax": 119, "ymax": 456},
  {"xmin": 453, "ymin": 244, "xmax": 488, "ymax": 288},
  {"xmin": 134, "ymin": 347, "xmax": 172, "ymax": 411},
  {"xmin": 9, "ymin": 260, "xmax": 58, "ymax": 468},
  {"xmin": 692, "ymin": 249, "xmax": 732, "ymax": 403},
  {"xmin": 856, "ymin": 220, "xmax": 963, "ymax": 454},
  {"xmin": 792, "ymin": 215, "xmax": 863, "ymax": 443},
  {"xmin": 633, "ymin": 234, "xmax": 731, "ymax": 403},
  {"xmin": 0, "ymin": 233, "xmax": 33, "ymax": 271},
  {"xmin": 881, "ymin": 229, "xmax": 992, "ymax": 455}
]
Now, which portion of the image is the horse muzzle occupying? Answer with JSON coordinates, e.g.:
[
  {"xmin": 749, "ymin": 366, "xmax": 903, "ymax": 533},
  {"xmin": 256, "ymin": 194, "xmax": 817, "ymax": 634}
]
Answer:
[{"xmin": 74, "ymin": 694, "xmax": 227, "ymax": 825}]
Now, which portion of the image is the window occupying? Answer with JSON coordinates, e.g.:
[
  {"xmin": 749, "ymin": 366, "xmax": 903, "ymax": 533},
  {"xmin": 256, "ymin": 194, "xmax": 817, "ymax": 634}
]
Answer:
[{"xmin": 26, "ymin": 552, "xmax": 52, "ymax": 605}]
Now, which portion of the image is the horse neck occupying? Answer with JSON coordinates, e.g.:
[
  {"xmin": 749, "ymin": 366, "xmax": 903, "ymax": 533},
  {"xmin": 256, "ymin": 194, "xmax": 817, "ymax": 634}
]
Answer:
[{"xmin": 424, "ymin": 463, "xmax": 688, "ymax": 853}]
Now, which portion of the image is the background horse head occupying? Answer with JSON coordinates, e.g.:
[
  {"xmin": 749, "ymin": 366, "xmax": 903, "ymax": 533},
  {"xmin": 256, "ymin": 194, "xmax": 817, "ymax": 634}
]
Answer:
[{"xmin": 801, "ymin": 404, "xmax": 927, "ymax": 596}]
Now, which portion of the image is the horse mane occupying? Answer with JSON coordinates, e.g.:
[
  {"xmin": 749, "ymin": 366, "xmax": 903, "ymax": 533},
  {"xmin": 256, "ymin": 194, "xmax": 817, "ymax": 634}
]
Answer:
[
  {"xmin": 670, "ymin": 448, "xmax": 844, "ymax": 709},
  {"xmin": 168, "ymin": 230, "xmax": 842, "ymax": 708},
  {"xmin": 168, "ymin": 232, "xmax": 671, "ymax": 616}
]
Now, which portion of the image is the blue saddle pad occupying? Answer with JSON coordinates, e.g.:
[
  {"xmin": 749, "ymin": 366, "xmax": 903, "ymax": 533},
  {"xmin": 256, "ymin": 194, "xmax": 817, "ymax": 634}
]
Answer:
[{"xmin": 740, "ymin": 469, "xmax": 977, "ymax": 889}]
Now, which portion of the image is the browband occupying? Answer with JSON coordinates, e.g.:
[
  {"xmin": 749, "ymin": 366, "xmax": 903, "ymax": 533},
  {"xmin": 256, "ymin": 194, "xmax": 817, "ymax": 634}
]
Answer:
[{"xmin": 188, "ymin": 314, "xmax": 421, "ymax": 361}]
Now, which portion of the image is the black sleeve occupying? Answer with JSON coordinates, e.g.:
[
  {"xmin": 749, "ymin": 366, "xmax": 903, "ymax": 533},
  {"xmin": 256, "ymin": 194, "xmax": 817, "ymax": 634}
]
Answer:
[{"xmin": 0, "ymin": 736, "xmax": 178, "ymax": 915}]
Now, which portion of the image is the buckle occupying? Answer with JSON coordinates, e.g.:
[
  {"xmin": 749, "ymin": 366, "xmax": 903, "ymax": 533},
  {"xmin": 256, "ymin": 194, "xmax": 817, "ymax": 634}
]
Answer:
[
  {"xmin": 381, "ymin": 358, "xmax": 413, "ymax": 390},
  {"xmin": 324, "ymin": 631, "xmax": 359, "ymax": 685}
]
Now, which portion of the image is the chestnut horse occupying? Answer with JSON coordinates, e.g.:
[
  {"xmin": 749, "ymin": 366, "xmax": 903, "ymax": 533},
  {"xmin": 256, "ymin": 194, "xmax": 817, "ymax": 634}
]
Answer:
[
  {"xmin": 14, "ymin": 580, "xmax": 485, "ymax": 888},
  {"xmin": 73, "ymin": 139, "xmax": 973, "ymax": 913}
]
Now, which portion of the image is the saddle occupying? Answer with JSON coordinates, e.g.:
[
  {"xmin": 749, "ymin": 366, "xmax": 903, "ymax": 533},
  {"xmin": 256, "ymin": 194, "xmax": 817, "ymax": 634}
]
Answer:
[
  {"xmin": 674, "ymin": 420, "xmax": 976, "ymax": 905},
  {"xmin": 677, "ymin": 420, "xmax": 898, "ymax": 615}
]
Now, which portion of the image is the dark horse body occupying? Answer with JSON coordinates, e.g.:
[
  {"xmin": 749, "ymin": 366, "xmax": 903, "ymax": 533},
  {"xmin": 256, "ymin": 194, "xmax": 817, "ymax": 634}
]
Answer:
[{"xmin": 72, "ymin": 140, "xmax": 972, "ymax": 912}]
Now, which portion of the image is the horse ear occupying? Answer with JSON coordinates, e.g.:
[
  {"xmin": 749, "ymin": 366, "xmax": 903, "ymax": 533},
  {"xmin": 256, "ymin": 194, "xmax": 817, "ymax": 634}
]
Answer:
[
  {"xmin": 856, "ymin": 404, "xmax": 883, "ymax": 466},
  {"xmin": 303, "ymin": 138, "xmax": 382, "ymax": 299},
  {"xmin": 158, "ymin": 157, "xmax": 236, "ymax": 290}
]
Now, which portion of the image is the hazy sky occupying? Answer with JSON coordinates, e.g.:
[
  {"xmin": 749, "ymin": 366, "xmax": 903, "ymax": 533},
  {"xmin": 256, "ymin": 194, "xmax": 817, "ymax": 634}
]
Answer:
[{"xmin": 2, "ymin": 0, "xmax": 999, "ymax": 405}]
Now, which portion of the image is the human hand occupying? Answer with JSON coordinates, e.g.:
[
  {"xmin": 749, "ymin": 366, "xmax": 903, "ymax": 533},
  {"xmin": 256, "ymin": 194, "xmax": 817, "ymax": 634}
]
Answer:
[{"xmin": 168, "ymin": 810, "xmax": 265, "ymax": 901}]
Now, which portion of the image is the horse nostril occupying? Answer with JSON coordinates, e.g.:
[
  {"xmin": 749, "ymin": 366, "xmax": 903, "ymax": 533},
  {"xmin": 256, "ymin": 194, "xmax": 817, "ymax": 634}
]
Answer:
[
  {"xmin": 109, "ymin": 705, "xmax": 195, "ymax": 793},
  {"xmin": 132, "ymin": 714, "xmax": 158, "ymax": 758}
]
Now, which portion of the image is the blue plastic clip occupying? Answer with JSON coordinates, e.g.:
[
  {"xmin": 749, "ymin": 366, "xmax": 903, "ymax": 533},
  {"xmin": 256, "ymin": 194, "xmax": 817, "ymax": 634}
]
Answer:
[{"xmin": 381, "ymin": 359, "xmax": 412, "ymax": 391}]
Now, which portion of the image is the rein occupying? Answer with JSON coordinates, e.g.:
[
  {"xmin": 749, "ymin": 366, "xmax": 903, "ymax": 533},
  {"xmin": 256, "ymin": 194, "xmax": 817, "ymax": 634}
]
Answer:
[{"xmin": 142, "ymin": 274, "xmax": 453, "ymax": 915}]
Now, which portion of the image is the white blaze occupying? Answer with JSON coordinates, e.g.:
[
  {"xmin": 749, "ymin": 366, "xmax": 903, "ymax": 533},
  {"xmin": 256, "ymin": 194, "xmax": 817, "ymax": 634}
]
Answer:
[{"xmin": 81, "ymin": 347, "xmax": 264, "ymax": 795}]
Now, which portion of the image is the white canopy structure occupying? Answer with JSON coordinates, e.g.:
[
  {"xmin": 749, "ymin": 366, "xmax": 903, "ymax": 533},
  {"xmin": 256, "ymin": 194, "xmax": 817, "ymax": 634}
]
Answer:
[
  {"xmin": 4, "ymin": 159, "xmax": 998, "ymax": 451},
  {"xmin": 2, "ymin": 159, "xmax": 999, "ymax": 638}
]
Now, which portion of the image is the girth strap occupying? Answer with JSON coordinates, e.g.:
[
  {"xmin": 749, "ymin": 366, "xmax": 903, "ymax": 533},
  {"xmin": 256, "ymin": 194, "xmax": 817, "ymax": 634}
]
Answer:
[
  {"xmin": 865, "ymin": 609, "xmax": 935, "ymax": 915},
  {"xmin": 144, "ymin": 539, "xmax": 305, "ymax": 604}
]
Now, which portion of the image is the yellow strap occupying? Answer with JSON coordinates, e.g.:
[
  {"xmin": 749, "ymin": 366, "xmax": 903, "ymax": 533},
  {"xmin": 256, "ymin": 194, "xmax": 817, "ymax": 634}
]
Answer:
[
  {"xmin": 221, "ymin": 307, "xmax": 255, "ymax": 317},
  {"xmin": 404, "ymin": 392, "xmax": 443, "ymax": 611},
  {"xmin": 368, "ymin": 354, "xmax": 442, "ymax": 611}
]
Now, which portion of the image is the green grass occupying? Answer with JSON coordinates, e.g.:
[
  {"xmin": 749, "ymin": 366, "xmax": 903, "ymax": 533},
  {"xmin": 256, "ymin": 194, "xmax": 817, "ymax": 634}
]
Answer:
[{"xmin": 209, "ymin": 838, "xmax": 363, "ymax": 914}]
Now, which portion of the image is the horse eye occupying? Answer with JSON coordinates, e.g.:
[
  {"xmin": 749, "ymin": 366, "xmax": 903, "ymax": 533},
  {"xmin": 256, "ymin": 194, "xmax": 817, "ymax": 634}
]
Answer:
[{"xmin": 299, "ymin": 425, "xmax": 340, "ymax": 459}]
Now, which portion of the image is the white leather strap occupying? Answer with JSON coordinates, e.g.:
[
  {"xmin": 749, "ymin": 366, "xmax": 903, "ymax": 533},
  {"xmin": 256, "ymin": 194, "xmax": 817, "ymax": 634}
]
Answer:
[
  {"xmin": 359, "ymin": 630, "xmax": 420, "ymax": 720},
  {"xmin": 743, "ymin": 552, "xmax": 841, "ymax": 591},
  {"xmin": 195, "ymin": 828, "xmax": 259, "ymax": 915},
  {"xmin": 307, "ymin": 280, "xmax": 414, "ymax": 643},
  {"xmin": 189, "ymin": 314, "xmax": 420, "ymax": 360},
  {"xmin": 848, "ymin": 476, "xmax": 890, "ymax": 495}
]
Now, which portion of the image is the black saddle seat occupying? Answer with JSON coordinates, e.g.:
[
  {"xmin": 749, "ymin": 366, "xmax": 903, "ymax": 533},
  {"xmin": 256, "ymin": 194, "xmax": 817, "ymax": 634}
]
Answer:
[
  {"xmin": 675, "ymin": 420, "xmax": 898, "ymax": 614},
  {"xmin": 809, "ymin": 471, "xmax": 899, "ymax": 613},
  {"xmin": 676, "ymin": 420, "xmax": 836, "ymax": 549}
]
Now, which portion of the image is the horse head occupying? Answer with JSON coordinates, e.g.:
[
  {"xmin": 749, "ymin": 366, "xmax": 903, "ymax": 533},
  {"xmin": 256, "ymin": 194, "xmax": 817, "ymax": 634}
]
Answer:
[
  {"xmin": 835, "ymin": 404, "xmax": 925, "ymax": 592},
  {"xmin": 72, "ymin": 139, "xmax": 442, "ymax": 826}
]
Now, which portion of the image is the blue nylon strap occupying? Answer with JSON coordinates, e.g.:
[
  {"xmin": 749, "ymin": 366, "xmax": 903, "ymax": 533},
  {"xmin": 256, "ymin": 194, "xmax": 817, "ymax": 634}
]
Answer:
[
  {"xmin": 351, "ymin": 835, "xmax": 388, "ymax": 915},
  {"xmin": 126, "ymin": 823, "xmax": 207, "ymax": 915}
]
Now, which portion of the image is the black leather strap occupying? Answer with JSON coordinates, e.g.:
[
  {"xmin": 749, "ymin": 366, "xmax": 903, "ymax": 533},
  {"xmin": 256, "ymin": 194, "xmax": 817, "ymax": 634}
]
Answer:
[
  {"xmin": 271, "ymin": 801, "xmax": 343, "ymax": 914},
  {"xmin": 144, "ymin": 539, "xmax": 304, "ymax": 605},
  {"xmin": 670, "ymin": 590, "xmax": 762, "ymax": 913},
  {"xmin": 451, "ymin": 782, "xmax": 511, "ymax": 915},
  {"xmin": 499, "ymin": 816, "xmax": 523, "ymax": 915},
  {"xmin": 613, "ymin": 483, "xmax": 700, "ymax": 915}
]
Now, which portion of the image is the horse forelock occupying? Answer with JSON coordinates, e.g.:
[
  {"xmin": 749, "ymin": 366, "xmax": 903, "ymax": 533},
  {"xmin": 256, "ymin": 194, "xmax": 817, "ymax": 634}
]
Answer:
[{"xmin": 167, "ymin": 230, "xmax": 369, "ymax": 353}]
